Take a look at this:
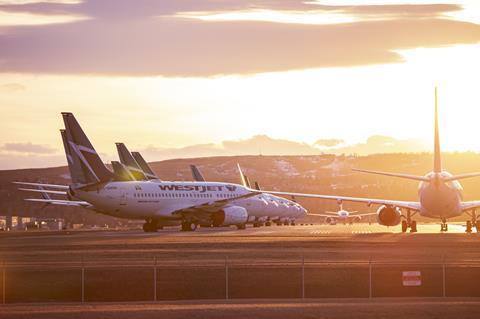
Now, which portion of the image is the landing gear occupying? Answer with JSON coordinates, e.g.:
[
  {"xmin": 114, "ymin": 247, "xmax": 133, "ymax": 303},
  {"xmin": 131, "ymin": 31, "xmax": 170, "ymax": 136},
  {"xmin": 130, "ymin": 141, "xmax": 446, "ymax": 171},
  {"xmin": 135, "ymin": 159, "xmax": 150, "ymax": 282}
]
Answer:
[
  {"xmin": 236, "ymin": 224, "xmax": 246, "ymax": 230},
  {"xmin": 468, "ymin": 210, "xmax": 480, "ymax": 233},
  {"xmin": 265, "ymin": 221, "xmax": 272, "ymax": 227},
  {"xmin": 290, "ymin": 221, "xmax": 296, "ymax": 226},
  {"xmin": 401, "ymin": 210, "xmax": 417, "ymax": 233},
  {"xmin": 401, "ymin": 221, "xmax": 408, "ymax": 233},
  {"xmin": 181, "ymin": 221, "xmax": 197, "ymax": 232},
  {"xmin": 253, "ymin": 223, "xmax": 261, "ymax": 228},
  {"xmin": 440, "ymin": 218, "xmax": 448, "ymax": 232},
  {"xmin": 466, "ymin": 220, "xmax": 473, "ymax": 233},
  {"xmin": 143, "ymin": 220, "xmax": 157, "ymax": 233},
  {"xmin": 410, "ymin": 220, "xmax": 417, "ymax": 233}
]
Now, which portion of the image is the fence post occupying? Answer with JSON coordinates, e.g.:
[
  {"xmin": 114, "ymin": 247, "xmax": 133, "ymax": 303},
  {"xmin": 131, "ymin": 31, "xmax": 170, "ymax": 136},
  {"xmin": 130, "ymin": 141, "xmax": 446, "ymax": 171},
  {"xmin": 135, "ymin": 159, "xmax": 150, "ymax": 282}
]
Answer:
[
  {"xmin": 225, "ymin": 256, "xmax": 229, "ymax": 300},
  {"xmin": 301, "ymin": 254, "xmax": 305, "ymax": 300},
  {"xmin": 81, "ymin": 257, "xmax": 85, "ymax": 303},
  {"xmin": 2, "ymin": 261, "xmax": 5, "ymax": 304},
  {"xmin": 442, "ymin": 255, "xmax": 446, "ymax": 298},
  {"xmin": 369, "ymin": 257, "xmax": 372, "ymax": 299},
  {"xmin": 153, "ymin": 256, "xmax": 157, "ymax": 302}
]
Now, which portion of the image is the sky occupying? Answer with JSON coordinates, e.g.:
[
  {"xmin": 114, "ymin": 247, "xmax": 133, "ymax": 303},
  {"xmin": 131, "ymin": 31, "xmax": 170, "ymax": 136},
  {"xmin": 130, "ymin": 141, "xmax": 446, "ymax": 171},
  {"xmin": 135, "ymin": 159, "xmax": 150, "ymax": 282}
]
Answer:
[{"xmin": 1, "ymin": 0, "xmax": 480, "ymax": 169}]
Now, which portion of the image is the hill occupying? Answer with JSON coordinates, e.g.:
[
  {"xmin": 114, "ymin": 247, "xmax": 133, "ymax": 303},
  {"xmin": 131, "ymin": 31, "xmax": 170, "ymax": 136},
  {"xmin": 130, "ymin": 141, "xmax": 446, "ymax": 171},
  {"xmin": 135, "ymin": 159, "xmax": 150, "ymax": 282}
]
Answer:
[{"xmin": 2, "ymin": 153, "xmax": 480, "ymax": 226}]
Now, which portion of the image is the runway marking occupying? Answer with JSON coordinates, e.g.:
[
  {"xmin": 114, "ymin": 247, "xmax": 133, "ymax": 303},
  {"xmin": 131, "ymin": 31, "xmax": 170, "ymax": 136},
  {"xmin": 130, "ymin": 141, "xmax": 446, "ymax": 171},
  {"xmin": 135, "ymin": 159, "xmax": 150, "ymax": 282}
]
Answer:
[
  {"xmin": 310, "ymin": 231, "xmax": 331, "ymax": 235},
  {"xmin": 352, "ymin": 231, "xmax": 372, "ymax": 234}
]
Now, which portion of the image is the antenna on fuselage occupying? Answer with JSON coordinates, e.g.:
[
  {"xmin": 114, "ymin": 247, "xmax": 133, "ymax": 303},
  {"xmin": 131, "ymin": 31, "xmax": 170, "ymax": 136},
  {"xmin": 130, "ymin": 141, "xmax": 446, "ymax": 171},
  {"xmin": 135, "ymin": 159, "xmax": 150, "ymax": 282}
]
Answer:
[{"xmin": 433, "ymin": 87, "xmax": 442, "ymax": 174}]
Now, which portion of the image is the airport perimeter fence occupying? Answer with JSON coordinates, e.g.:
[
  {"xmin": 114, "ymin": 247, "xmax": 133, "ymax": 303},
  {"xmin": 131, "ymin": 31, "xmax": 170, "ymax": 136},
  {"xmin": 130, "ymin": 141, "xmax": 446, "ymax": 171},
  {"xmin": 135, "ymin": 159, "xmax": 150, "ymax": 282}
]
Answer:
[{"xmin": 1, "ymin": 256, "xmax": 480, "ymax": 303}]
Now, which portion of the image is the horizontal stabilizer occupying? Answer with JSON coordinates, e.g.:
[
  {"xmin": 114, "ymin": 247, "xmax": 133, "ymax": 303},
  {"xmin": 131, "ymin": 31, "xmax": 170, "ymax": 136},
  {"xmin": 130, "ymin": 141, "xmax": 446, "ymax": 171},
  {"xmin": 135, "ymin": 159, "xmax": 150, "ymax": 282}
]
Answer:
[
  {"xmin": 18, "ymin": 188, "xmax": 68, "ymax": 196},
  {"xmin": 352, "ymin": 169, "xmax": 430, "ymax": 182},
  {"xmin": 443, "ymin": 172, "xmax": 480, "ymax": 182},
  {"xmin": 13, "ymin": 182, "xmax": 69, "ymax": 190}
]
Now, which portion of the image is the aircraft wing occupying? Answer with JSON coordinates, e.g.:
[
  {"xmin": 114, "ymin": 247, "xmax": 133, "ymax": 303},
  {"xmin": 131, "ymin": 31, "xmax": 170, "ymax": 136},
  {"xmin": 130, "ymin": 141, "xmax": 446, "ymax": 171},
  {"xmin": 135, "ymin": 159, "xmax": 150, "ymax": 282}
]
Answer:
[
  {"xmin": 13, "ymin": 182, "xmax": 69, "ymax": 190},
  {"xmin": 260, "ymin": 190, "xmax": 421, "ymax": 211},
  {"xmin": 349, "ymin": 212, "xmax": 378, "ymax": 217},
  {"xmin": 460, "ymin": 201, "xmax": 480, "ymax": 211},
  {"xmin": 24, "ymin": 198, "xmax": 90, "ymax": 207},
  {"xmin": 172, "ymin": 191, "xmax": 260, "ymax": 218}
]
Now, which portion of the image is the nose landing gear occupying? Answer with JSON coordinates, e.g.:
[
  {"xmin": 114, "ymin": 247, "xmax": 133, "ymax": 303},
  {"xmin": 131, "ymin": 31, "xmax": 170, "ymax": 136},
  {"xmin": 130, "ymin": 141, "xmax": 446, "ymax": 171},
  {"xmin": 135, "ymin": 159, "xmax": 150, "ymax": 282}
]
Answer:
[{"xmin": 440, "ymin": 218, "xmax": 448, "ymax": 232}]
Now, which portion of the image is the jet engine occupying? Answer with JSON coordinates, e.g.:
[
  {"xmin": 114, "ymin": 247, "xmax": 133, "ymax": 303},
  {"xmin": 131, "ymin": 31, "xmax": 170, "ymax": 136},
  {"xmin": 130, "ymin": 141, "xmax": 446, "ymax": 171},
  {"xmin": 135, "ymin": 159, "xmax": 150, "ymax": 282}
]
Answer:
[
  {"xmin": 212, "ymin": 206, "xmax": 248, "ymax": 226},
  {"xmin": 325, "ymin": 217, "xmax": 336, "ymax": 225},
  {"xmin": 376, "ymin": 205, "xmax": 401, "ymax": 226}
]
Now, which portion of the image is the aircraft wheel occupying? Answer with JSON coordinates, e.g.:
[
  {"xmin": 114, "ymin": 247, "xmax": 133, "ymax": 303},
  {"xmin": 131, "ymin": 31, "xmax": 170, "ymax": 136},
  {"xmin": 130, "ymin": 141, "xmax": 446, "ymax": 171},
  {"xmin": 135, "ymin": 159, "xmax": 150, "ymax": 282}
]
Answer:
[
  {"xmin": 181, "ymin": 221, "xmax": 197, "ymax": 232},
  {"xmin": 236, "ymin": 224, "xmax": 246, "ymax": 230},
  {"xmin": 265, "ymin": 222, "xmax": 272, "ymax": 227},
  {"xmin": 401, "ymin": 221, "xmax": 408, "ymax": 233},
  {"xmin": 143, "ymin": 223, "xmax": 156, "ymax": 233},
  {"xmin": 253, "ymin": 223, "xmax": 260, "ymax": 228},
  {"xmin": 466, "ymin": 220, "xmax": 473, "ymax": 233},
  {"xmin": 290, "ymin": 222, "xmax": 296, "ymax": 226},
  {"xmin": 410, "ymin": 221, "xmax": 417, "ymax": 233}
]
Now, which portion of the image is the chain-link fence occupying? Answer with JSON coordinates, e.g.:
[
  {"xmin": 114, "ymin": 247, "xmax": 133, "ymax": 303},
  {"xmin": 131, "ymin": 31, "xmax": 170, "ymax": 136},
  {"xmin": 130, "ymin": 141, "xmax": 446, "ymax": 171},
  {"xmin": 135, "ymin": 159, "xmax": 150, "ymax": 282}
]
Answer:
[{"xmin": 2, "ymin": 257, "xmax": 480, "ymax": 303}]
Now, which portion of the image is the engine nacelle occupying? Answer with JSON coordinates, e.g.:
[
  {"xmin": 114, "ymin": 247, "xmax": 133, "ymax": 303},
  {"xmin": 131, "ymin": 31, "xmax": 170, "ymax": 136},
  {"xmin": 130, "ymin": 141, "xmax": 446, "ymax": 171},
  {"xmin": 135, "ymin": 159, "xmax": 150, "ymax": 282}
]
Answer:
[
  {"xmin": 212, "ymin": 206, "xmax": 248, "ymax": 226},
  {"xmin": 325, "ymin": 217, "xmax": 336, "ymax": 225},
  {"xmin": 376, "ymin": 205, "xmax": 401, "ymax": 226}
]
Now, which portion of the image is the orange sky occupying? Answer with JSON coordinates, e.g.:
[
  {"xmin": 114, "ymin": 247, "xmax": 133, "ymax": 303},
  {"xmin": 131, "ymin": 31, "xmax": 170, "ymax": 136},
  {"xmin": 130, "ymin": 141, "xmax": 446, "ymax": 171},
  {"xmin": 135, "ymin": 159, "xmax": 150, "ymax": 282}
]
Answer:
[{"xmin": 1, "ymin": 0, "xmax": 480, "ymax": 169}]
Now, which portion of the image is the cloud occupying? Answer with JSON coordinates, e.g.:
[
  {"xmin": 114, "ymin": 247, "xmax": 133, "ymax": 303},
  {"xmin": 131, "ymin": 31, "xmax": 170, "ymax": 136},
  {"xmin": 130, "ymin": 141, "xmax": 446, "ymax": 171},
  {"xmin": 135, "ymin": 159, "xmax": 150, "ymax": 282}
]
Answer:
[
  {"xmin": 0, "ymin": 1, "xmax": 477, "ymax": 76},
  {"xmin": 0, "ymin": 83, "xmax": 26, "ymax": 92},
  {"xmin": 136, "ymin": 134, "xmax": 428, "ymax": 161},
  {"xmin": 0, "ymin": 142, "xmax": 57, "ymax": 154},
  {"xmin": 314, "ymin": 138, "xmax": 344, "ymax": 147},
  {"xmin": 329, "ymin": 135, "xmax": 428, "ymax": 155}
]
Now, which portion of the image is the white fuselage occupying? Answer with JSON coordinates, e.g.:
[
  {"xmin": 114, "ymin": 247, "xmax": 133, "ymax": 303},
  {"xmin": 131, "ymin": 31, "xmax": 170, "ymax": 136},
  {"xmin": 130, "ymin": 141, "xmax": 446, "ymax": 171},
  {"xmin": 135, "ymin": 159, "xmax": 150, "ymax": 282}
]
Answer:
[
  {"xmin": 73, "ymin": 181, "xmax": 307, "ymax": 223},
  {"xmin": 418, "ymin": 172, "xmax": 463, "ymax": 219}
]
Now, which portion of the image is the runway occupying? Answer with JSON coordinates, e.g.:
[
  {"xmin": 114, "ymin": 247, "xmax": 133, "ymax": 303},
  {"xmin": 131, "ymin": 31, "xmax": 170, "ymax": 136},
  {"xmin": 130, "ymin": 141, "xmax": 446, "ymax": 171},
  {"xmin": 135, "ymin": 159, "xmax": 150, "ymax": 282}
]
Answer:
[{"xmin": 1, "ymin": 223, "xmax": 479, "ymax": 265}]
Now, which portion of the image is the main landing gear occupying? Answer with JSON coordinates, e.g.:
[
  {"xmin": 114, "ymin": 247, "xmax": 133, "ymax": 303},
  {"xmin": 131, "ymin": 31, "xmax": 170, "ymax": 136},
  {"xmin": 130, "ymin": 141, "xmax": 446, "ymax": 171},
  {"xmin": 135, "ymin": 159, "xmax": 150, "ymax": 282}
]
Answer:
[
  {"xmin": 401, "ymin": 210, "xmax": 417, "ymax": 233},
  {"xmin": 143, "ymin": 219, "xmax": 157, "ymax": 232},
  {"xmin": 181, "ymin": 221, "xmax": 198, "ymax": 232},
  {"xmin": 466, "ymin": 210, "xmax": 480, "ymax": 233}
]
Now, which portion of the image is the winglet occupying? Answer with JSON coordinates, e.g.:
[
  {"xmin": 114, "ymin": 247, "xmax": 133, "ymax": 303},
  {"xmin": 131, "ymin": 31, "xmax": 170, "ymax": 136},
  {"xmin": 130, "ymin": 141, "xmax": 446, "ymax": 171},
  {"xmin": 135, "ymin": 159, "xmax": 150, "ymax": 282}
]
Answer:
[
  {"xmin": 190, "ymin": 165, "xmax": 206, "ymax": 182},
  {"xmin": 237, "ymin": 163, "xmax": 251, "ymax": 188}
]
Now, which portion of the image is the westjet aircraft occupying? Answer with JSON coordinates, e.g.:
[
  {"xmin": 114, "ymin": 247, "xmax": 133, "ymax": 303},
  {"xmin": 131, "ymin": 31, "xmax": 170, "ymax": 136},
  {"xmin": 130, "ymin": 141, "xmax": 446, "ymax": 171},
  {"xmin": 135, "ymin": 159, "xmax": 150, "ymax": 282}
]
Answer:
[
  {"xmin": 17, "ymin": 113, "xmax": 307, "ymax": 232},
  {"xmin": 263, "ymin": 89, "xmax": 480, "ymax": 233}
]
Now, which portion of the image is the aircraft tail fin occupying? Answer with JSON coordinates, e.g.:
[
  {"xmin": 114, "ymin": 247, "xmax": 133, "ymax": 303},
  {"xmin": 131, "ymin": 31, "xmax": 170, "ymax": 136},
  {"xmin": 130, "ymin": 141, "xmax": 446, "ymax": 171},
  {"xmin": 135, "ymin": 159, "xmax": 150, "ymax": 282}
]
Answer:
[
  {"xmin": 131, "ymin": 152, "xmax": 159, "ymax": 180},
  {"xmin": 115, "ymin": 143, "xmax": 147, "ymax": 181},
  {"xmin": 62, "ymin": 112, "xmax": 113, "ymax": 185},
  {"xmin": 434, "ymin": 87, "xmax": 442, "ymax": 173},
  {"xmin": 190, "ymin": 165, "xmax": 206, "ymax": 182},
  {"xmin": 111, "ymin": 161, "xmax": 136, "ymax": 181}
]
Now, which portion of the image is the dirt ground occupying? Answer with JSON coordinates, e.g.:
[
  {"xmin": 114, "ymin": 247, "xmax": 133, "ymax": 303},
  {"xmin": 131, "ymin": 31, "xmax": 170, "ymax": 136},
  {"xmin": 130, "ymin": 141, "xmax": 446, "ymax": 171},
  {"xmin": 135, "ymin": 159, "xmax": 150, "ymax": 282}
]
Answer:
[{"xmin": 2, "ymin": 299, "xmax": 480, "ymax": 319}]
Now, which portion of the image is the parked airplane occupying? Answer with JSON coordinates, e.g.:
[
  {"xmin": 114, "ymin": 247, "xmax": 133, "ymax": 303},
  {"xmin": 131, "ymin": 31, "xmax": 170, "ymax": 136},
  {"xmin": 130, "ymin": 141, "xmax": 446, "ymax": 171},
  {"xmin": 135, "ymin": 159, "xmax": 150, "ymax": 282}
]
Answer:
[
  {"xmin": 317, "ymin": 204, "xmax": 375, "ymax": 225},
  {"xmin": 260, "ymin": 89, "xmax": 480, "ymax": 233},
  {"xmin": 189, "ymin": 164, "xmax": 305, "ymax": 226},
  {"xmin": 17, "ymin": 112, "xmax": 307, "ymax": 232}
]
